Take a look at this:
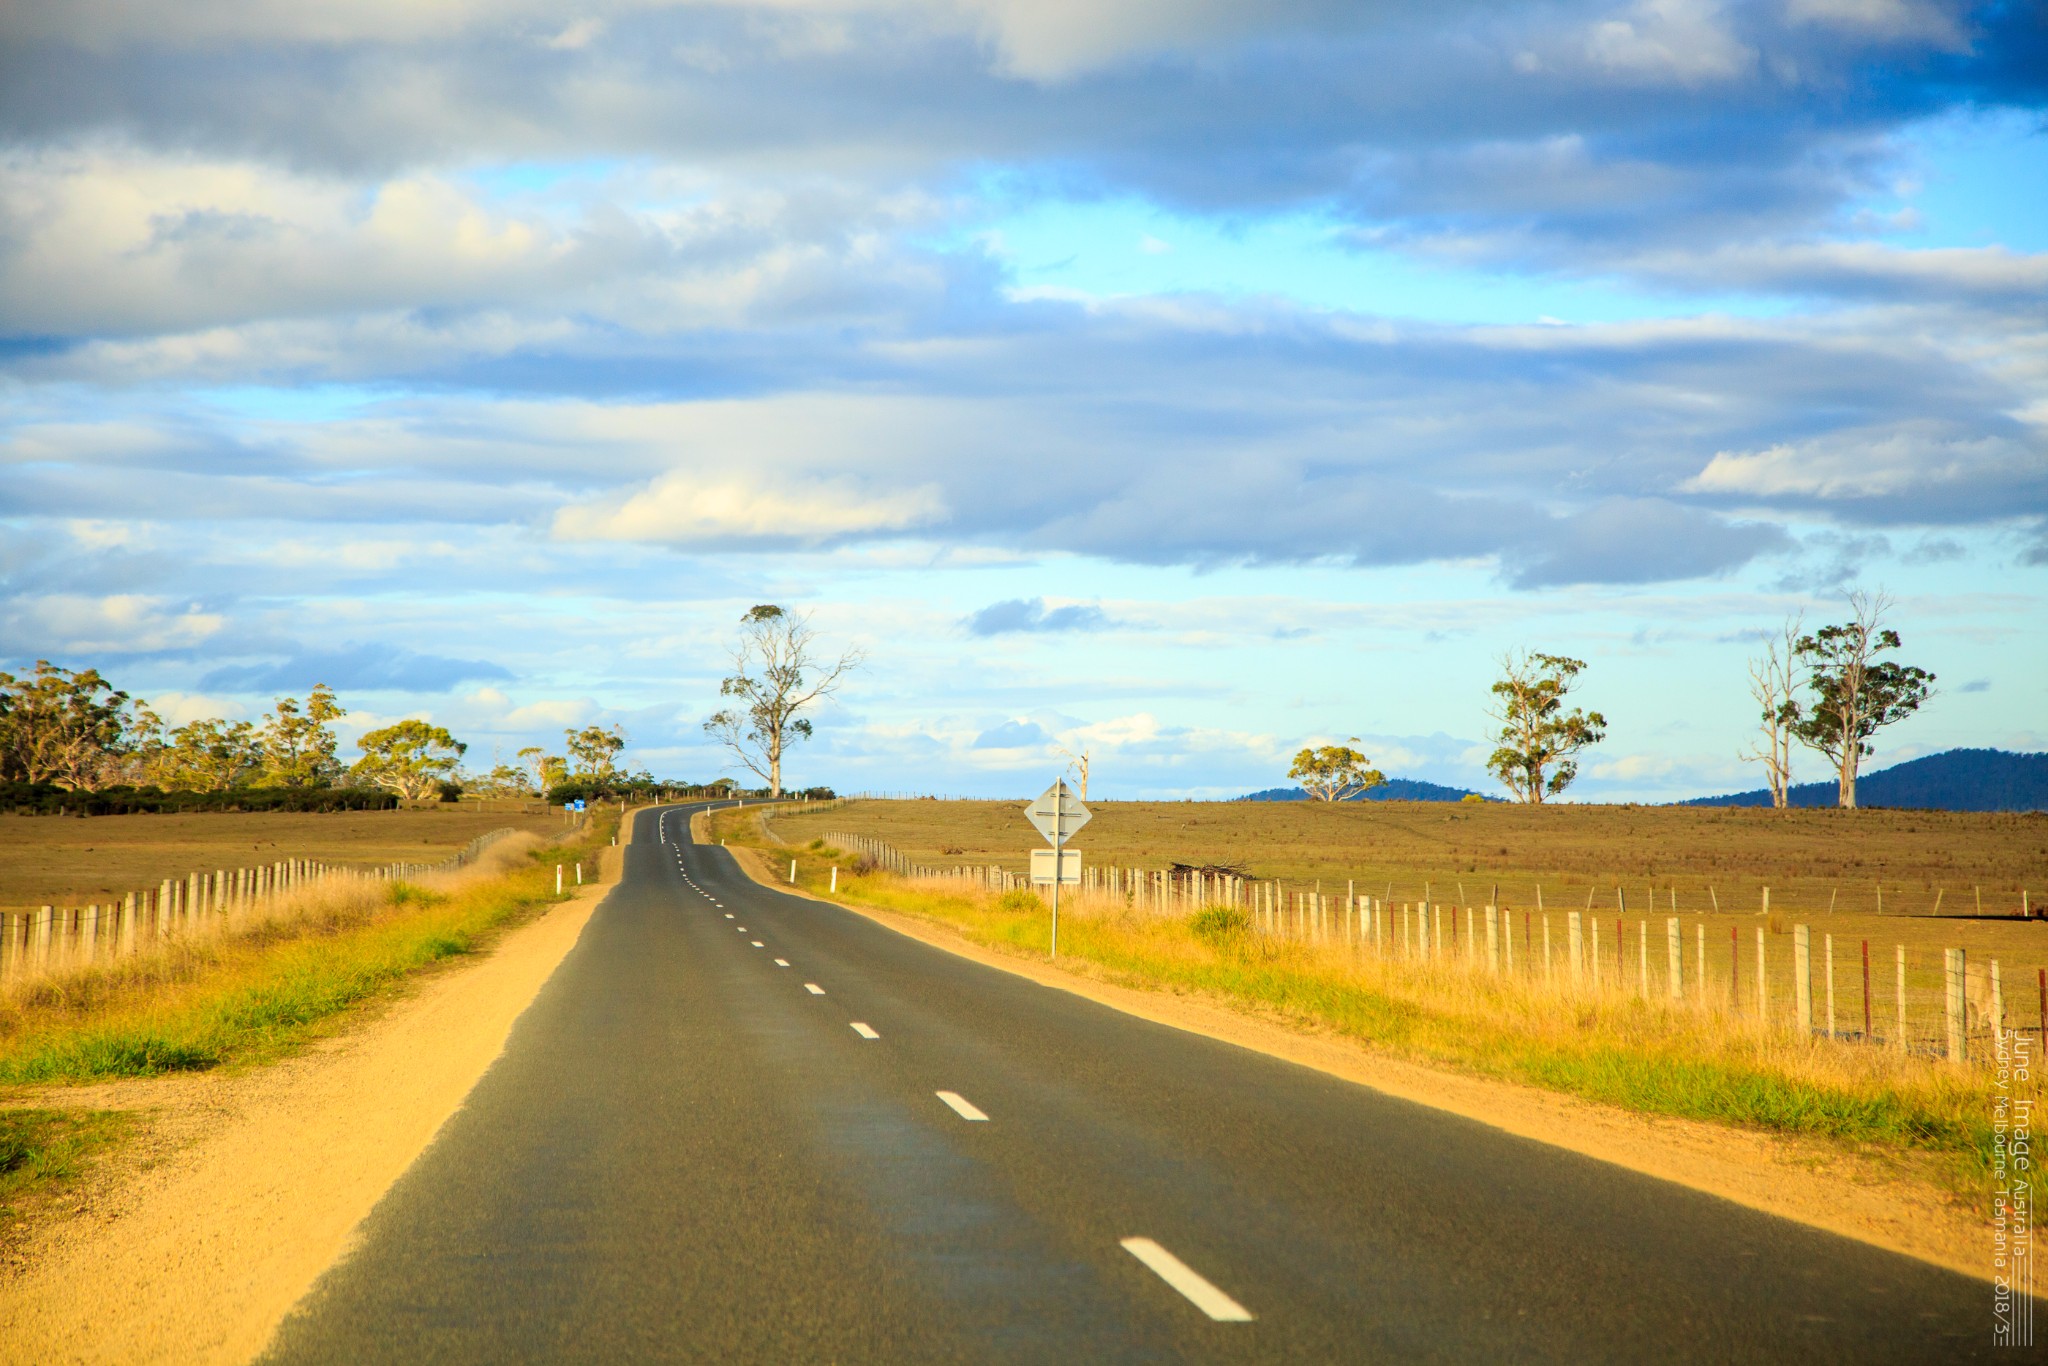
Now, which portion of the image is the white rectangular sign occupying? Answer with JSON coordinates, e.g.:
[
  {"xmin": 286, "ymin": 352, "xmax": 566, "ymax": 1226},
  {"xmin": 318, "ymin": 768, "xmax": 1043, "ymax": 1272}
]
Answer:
[{"xmin": 1029, "ymin": 848, "xmax": 1082, "ymax": 885}]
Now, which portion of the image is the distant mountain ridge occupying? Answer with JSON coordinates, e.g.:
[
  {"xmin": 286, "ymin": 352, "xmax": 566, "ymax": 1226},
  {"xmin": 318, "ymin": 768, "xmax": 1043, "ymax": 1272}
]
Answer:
[
  {"xmin": 1685, "ymin": 748, "xmax": 2047, "ymax": 813},
  {"xmin": 1241, "ymin": 777, "xmax": 1491, "ymax": 803}
]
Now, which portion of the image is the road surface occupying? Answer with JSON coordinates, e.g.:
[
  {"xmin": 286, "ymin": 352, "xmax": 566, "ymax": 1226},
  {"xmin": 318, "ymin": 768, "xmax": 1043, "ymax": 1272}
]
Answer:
[{"xmin": 262, "ymin": 803, "xmax": 2003, "ymax": 1362}]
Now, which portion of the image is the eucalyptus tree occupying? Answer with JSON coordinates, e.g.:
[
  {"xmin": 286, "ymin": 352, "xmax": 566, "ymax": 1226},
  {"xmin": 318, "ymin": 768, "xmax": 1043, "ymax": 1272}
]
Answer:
[
  {"xmin": 352, "ymin": 720, "xmax": 467, "ymax": 800},
  {"xmin": 1739, "ymin": 616, "xmax": 1803, "ymax": 809},
  {"xmin": 1485, "ymin": 652, "xmax": 1606, "ymax": 803},
  {"xmin": 1287, "ymin": 740, "xmax": 1387, "ymax": 802},
  {"xmin": 1792, "ymin": 592, "xmax": 1934, "ymax": 809},
  {"xmin": 703, "ymin": 605, "xmax": 861, "ymax": 799},
  {"xmin": 0, "ymin": 659, "xmax": 143, "ymax": 790},
  {"xmin": 260, "ymin": 684, "xmax": 347, "ymax": 787}
]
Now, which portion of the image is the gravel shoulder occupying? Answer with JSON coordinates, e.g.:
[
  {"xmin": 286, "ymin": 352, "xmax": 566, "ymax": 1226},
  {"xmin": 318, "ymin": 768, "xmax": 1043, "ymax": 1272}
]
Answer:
[{"xmin": 0, "ymin": 826, "xmax": 634, "ymax": 1366}]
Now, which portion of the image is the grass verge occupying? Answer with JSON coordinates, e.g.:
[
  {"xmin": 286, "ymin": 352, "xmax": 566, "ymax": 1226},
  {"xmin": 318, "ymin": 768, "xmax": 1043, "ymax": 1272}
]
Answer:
[
  {"xmin": 725, "ymin": 808, "xmax": 2026, "ymax": 1209},
  {"xmin": 0, "ymin": 1108, "xmax": 134, "ymax": 1232},
  {"xmin": 0, "ymin": 807, "xmax": 614, "ymax": 1085},
  {"xmin": 0, "ymin": 810, "xmax": 617, "ymax": 1217}
]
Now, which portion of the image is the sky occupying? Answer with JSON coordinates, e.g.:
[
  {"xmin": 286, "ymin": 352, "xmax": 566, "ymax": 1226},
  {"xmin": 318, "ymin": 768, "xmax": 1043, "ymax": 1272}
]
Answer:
[{"xmin": 2, "ymin": 0, "xmax": 2044, "ymax": 802}]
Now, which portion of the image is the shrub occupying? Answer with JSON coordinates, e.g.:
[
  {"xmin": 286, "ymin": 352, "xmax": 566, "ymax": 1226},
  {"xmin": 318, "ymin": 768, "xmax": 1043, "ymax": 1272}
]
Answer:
[
  {"xmin": 1189, "ymin": 905, "xmax": 1251, "ymax": 946},
  {"xmin": 996, "ymin": 887, "xmax": 1044, "ymax": 914},
  {"xmin": 0, "ymin": 782, "xmax": 397, "ymax": 816}
]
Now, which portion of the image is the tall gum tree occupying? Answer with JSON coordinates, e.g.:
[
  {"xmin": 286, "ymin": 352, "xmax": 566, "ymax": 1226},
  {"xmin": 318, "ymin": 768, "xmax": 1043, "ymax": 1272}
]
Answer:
[
  {"xmin": 1287, "ymin": 740, "xmax": 1387, "ymax": 802},
  {"xmin": 0, "ymin": 660, "xmax": 142, "ymax": 791},
  {"xmin": 352, "ymin": 720, "xmax": 467, "ymax": 801},
  {"xmin": 1739, "ymin": 616, "xmax": 1803, "ymax": 808},
  {"xmin": 1792, "ymin": 591, "xmax": 1935, "ymax": 809},
  {"xmin": 704, "ymin": 605, "xmax": 861, "ymax": 799},
  {"xmin": 1485, "ymin": 651, "xmax": 1607, "ymax": 804}
]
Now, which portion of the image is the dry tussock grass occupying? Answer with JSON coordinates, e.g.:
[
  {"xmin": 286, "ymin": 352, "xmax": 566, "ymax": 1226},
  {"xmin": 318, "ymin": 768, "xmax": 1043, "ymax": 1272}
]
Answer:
[
  {"xmin": 751, "ymin": 818, "xmax": 2032, "ymax": 1202},
  {"xmin": 0, "ymin": 827, "xmax": 552, "ymax": 1073}
]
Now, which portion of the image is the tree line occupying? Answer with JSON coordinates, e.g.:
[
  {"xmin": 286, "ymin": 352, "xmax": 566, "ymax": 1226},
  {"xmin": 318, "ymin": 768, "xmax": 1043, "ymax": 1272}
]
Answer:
[
  {"xmin": 1287, "ymin": 589, "xmax": 1933, "ymax": 809},
  {"xmin": 0, "ymin": 600, "xmax": 863, "ymax": 811},
  {"xmin": 0, "ymin": 661, "xmax": 645, "ymax": 803}
]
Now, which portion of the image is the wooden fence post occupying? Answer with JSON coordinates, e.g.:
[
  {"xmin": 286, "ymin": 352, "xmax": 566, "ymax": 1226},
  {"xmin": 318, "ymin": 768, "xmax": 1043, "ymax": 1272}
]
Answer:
[
  {"xmin": 1756, "ymin": 928, "xmax": 1768, "ymax": 1022},
  {"xmin": 1897, "ymin": 945, "xmax": 1908, "ymax": 1050},
  {"xmin": 1824, "ymin": 934, "xmax": 1836, "ymax": 1040},
  {"xmin": 1485, "ymin": 905, "xmax": 1499, "ymax": 973},
  {"xmin": 1667, "ymin": 918, "xmax": 1682, "ymax": 1000},
  {"xmin": 1992, "ymin": 960, "xmax": 2004, "ymax": 1044},
  {"xmin": 1568, "ymin": 912, "xmax": 1583, "ymax": 986},
  {"xmin": 1794, "ymin": 925, "xmax": 1812, "ymax": 1036},
  {"xmin": 1861, "ymin": 939, "xmax": 1871, "ymax": 1042},
  {"xmin": 1944, "ymin": 948, "xmax": 1966, "ymax": 1063}
]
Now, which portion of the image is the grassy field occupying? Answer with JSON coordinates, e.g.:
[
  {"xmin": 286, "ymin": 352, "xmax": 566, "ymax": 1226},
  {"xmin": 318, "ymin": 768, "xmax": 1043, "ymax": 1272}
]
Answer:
[
  {"xmin": 0, "ymin": 806, "xmax": 617, "ymax": 1225},
  {"xmin": 767, "ymin": 798, "xmax": 2045, "ymax": 913},
  {"xmin": 0, "ymin": 807, "xmax": 576, "ymax": 917},
  {"xmin": 733, "ymin": 800, "xmax": 2046, "ymax": 1206},
  {"xmin": 770, "ymin": 799, "xmax": 2048, "ymax": 1003}
]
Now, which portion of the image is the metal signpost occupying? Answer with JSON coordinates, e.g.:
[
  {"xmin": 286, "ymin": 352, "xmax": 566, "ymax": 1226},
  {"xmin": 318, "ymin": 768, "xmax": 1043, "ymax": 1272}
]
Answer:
[{"xmin": 1024, "ymin": 778, "xmax": 1091, "ymax": 958}]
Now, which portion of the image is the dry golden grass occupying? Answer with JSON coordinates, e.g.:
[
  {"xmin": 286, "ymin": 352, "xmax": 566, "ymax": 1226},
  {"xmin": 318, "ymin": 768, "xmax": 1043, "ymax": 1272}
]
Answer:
[
  {"xmin": 0, "ymin": 815, "xmax": 610, "ymax": 1085},
  {"xmin": 771, "ymin": 798, "xmax": 2044, "ymax": 911},
  {"xmin": 775, "ymin": 799, "xmax": 2048, "ymax": 1025},
  {"xmin": 0, "ymin": 807, "xmax": 574, "ymax": 917},
  {"xmin": 728, "ymin": 804, "xmax": 2040, "ymax": 1205}
]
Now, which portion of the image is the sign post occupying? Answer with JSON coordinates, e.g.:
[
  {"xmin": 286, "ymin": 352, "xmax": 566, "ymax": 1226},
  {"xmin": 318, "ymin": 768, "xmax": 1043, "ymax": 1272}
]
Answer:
[{"xmin": 1024, "ymin": 778, "xmax": 1091, "ymax": 958}]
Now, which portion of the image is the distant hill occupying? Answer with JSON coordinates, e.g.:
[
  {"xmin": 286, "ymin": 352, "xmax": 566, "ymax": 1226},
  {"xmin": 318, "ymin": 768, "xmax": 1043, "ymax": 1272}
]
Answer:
[
  {"xmin": 1685, "ymin": 748, "xmax": 2048, "ymax": 813},
  {"xmin": 1241, "ymin": 778, "xmax": 1492, "ymax": 803}
]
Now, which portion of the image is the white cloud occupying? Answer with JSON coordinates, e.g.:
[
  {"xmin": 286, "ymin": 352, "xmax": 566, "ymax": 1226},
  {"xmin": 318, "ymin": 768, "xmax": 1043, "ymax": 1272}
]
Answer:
[
  {"xmin": 2, "ymin": 594, "xmax": 226, "ymax": 654},
  {"xmin": 1685, "ymin": 426, "xmax": 2039, "ymax": 500},
  {"xmin": 144, "ymin": 690, "xmax": 249, "ymax": 726},
  {"xmin": 544, "ymin": 16, "xmax": 606, "ymax": 49},
  {"xmin": 553, "ymin": 472, "xmax": 946, "ymax": 546},
  {"xmin": 1584, "ymin": 0, "xmax": 1756, "ymax": 84},
  {"xmin": 1783, "ymin": 0, "xmax": 1963, "ymax": 45}
]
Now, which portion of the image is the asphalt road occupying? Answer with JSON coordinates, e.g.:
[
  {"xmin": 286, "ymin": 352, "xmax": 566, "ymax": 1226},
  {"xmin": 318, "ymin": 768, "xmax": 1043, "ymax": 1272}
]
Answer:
[{"xmin": 262, "ymin": 803, "xmax": 2005, "ymax": 1363}]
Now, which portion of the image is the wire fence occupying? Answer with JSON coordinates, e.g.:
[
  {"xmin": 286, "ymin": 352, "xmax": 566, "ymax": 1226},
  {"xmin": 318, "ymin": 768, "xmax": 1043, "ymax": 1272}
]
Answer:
[
  {"xmin": 0, "ymin": 825, "xmax": 535, "ymax": 990},
  {"xmin": 826, "ymin": 831, "xmax": 2039, "ymax": 1068}
]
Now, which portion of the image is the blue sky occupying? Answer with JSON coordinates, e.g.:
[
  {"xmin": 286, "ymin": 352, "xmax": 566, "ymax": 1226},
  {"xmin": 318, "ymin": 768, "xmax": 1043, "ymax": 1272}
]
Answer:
[{"xmin": 2, "ymin": 1, "xmax": 2044, "ymax": 800}]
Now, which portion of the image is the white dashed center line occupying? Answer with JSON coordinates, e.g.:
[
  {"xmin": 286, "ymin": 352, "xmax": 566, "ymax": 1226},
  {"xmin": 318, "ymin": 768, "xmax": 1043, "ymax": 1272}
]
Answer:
[
  {"xmin": 724, "ymin": 914, "xmax": 734, "ymax": 919},
  {"xmin": 1119, "ymin": 1238, "xmax": 1254, "ymax": 1322},
  {"xmin": 849, "ymin": 1022, "xmax": 879, "ymax": 1040},
  {"xmin": 935, "ymin": 1091, "xmax": 988, "ymax": 1121},
  {"xmin": 804, "ymin": 983, "xmax": 825, "ymax": 995},
  {"xmin": 751, "ymin": 941, "xmax": 764, "ymax": 947},
  {"xmin": 774, "ymin": 959, "xmax": 790, "ymax": 967}
]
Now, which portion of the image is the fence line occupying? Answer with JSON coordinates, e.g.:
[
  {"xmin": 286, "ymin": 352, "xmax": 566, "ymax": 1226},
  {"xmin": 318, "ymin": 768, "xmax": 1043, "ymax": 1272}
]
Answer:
[
  {"xmin": 0, "ymin": 825, "xmax": 537, "ymax": 989},
  {"xmin": 820, "ymin": 830, "xmax": 2037, "ymax": 1070}
]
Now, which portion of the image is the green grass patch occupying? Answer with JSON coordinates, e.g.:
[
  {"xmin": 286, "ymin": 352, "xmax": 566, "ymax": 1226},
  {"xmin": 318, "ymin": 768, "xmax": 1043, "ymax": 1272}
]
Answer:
[{"xmin": 0, "ymin": 1107, "xmax": 133, "ymax": 1225}]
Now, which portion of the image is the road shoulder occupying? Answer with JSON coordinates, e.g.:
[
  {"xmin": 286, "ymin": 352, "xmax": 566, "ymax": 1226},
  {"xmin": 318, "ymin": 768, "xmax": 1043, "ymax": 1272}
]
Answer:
[{"xmin": 0, "ymin": 817, "xmax": 639, "ymax": 1366}]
